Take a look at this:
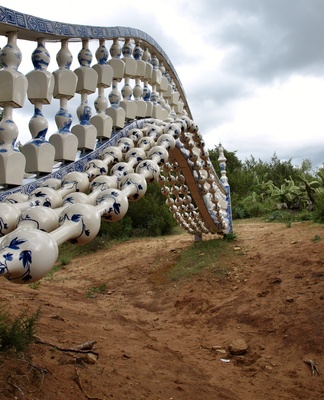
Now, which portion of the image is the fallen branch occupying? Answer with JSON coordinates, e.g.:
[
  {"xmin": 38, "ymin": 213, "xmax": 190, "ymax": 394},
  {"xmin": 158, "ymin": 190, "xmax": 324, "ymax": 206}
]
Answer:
[
  {"xmin": 35, "ymin": 336, "xmax": 99, "ymax": 357},
  {"xmin": 75, "ymin": 341, "xmax": 97, "ymax": 350},
  {"xmin": 74, "ymin": 367, "xmax": 104, "ymax": 400},
  {"xmin": 8, "ymin": 380, "xmax": 24, "ymax": 397},
  {"xmin": 303, "ymin": 359, "xmax": 320, "ymax": 377}
]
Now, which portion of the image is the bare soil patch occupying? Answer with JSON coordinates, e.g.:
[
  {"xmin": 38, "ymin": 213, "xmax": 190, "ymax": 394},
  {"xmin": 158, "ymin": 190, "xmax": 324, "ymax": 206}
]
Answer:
[{"xmin": 0, "ymin": 220, "xmax": 323, "ymax": 400}]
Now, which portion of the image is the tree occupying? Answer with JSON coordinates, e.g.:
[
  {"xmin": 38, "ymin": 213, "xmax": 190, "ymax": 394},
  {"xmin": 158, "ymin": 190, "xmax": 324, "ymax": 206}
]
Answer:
[{"xmin": 209, "ymin": 146, "xmax": 255, "ymax": 203}]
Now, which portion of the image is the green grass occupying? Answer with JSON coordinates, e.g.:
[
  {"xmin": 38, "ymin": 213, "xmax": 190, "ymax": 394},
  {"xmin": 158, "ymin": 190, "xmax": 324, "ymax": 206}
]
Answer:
[
  {"xmin": 169, "ymin": 236, "xmax": 234, "ymax": 282},
  {"xmin": 45, "ymin": 261, "xmax": 68, "ymax": 281},
  {"xmin": 58, "ymin": 237, "xmax": 112, "ymax": 259},
  {"xmin": 0, "ymin": 305, "xmax": 40, "ymax": 353},
  {"xmin": 86, "ymin": 284, "xmax": 107, "ymax": 298},
  {"xmin": 28, "ymin": 281, "xmax": 41, "ymax": 290},
  {"xmin": 311, "ymin": 234, "xmax": 322, "ymax": 243},
  {"xmin": 44, "ymin": 237, "xmax": 111, "ymax": 280},
  {"xmin": 265, "ymin": 209, "xmax": 313, "ymax": 224}
]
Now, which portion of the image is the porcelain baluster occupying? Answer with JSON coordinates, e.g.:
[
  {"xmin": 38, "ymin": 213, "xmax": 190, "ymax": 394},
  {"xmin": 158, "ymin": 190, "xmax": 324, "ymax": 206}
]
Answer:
[
  {"xmin": 126, "ymin": 128, "xmax": 144, "ymax": 144},
  {"xmin": 162, "ymin": 73, "xmax": 173, "ymax": 118},
  {"xmin": 72, "ymin": 39, "xmax": 98, "ymax": 153},
  {"xmin": 0, "ymin": 32, "xmax": 27, "ymax": 186},
  {"xmin": 23, "ymin": 39, "xmax": 55, "ymax": 175},
  {"xmin": 120, "ymin": 39, "xmax": 137, "ymax": 121},
  {"xmin": 91, "ymin": 39, "xmax": 113, "ymax": 141},
  {"xmin": 133, "ymin": 41, "xmax": 147, "ymax": 118},
  {"xmin": 0, "ymin": 187, "xmax": 62, "ymax": 222},
  {"xmin": 107, "ymin": 39, "xmax": 126, "ymax": 130},
  {"xmin": 83, "ymin": 133, "xmax": 132, "ymax": 182},
  {"xmin": 168, "ymin": 79, "xmax": 180, "ymax": 118},
  {"xmin": 56, "ymin": 171, "xmax": 90, "ymax": 198},
  {"xmin": 49, "ymin": 39, "xmax": 78, "ymax": 163},
  {"xmin": 0, "ymin": 203, "xmax": 21, "ymax": 236},
  {"xmin": 150, "ymin": 54, "xmax": 163, "ymax": 119},
  {"xmin": 0, "ymin": 197, "xmax": 103, "ymax": 284},
  {"xmin": 95, "ymin": 169, "xmax": 147, "ymax": 222},
  {"xmin": 156, "ymin": 62, "xmax": 169, "ymax": 120},
  {"xmin": 142, "ymin": 48, "xmax": 153, "ymax": 117},
  {"xmin": 87, "ymin": 175, "xmax": 120, "ymax": 204}
]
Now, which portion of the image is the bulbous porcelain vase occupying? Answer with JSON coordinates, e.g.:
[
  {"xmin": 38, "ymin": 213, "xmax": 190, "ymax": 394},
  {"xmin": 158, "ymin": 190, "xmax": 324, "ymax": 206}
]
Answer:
[{"xmin": 0, "ymin": 229, "xmax": 58, "ymax": 284}]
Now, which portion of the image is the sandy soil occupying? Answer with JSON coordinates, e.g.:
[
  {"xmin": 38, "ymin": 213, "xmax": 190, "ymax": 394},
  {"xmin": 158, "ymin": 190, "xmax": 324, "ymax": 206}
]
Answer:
[{"xmin": 0, "ymin": 219, "xmax": 323, "ymax": 400}]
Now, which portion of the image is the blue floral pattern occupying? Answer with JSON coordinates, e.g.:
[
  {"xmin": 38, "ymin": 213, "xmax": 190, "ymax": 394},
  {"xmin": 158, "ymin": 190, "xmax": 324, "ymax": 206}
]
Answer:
[
  {"xmin": 59, "ymin": 212, "xmax": 90, "ymax": 243},
  {"xmin": 0, "ymin": 237, "xmax": 33, "ymax": 282}
]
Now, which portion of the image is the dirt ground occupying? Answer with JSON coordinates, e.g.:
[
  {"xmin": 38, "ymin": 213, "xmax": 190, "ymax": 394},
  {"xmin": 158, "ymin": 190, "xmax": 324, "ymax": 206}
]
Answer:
[{"xmin": 0, "ymin": 219, "xmax": 323, "ymax": 400}]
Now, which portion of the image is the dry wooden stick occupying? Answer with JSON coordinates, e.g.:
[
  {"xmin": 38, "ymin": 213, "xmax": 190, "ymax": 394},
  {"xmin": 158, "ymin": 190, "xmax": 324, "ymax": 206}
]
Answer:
[
  {"xmin": 303, "ymin": 359, "xmax": 320, "ymax": 377},
  {"xmin": 35, "ymin": 336, "xmax": 99, "ymax": 357}
]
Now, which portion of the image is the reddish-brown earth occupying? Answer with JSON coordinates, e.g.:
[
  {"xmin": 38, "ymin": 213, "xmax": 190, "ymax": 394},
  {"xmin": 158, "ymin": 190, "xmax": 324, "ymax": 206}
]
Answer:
[{"xmin": 0, "ymin": 220, "xmax": 323, "ymax": 400}]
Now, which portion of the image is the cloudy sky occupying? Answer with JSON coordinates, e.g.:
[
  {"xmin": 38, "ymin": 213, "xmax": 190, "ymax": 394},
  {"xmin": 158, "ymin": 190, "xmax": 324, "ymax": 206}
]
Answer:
[{"xmin": 1, "ymin": 0, "xmax": 324, "ymax": 167}]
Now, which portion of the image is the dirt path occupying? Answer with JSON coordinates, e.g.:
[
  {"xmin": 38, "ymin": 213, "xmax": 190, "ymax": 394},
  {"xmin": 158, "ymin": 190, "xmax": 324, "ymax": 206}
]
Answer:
[{"xmin": 0, "ymin": 220, "xmax": 323, "ymax": 400}]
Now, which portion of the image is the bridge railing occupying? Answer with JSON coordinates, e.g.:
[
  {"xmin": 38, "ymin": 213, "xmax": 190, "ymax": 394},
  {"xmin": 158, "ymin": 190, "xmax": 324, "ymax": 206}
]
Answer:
[{"xmin": 0, "ymin": 7, "xmax": 232, "ymax": 284}]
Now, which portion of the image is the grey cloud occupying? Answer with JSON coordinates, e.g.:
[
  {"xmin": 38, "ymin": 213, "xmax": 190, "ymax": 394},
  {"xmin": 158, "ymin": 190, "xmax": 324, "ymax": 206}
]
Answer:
[
  {"xmin": 222, "ymin": 134, "xmax": 324, "ymax": 168},
  {"xmin": 181, "ymin": 0, "xmax": 324, "ymax": 82},
  {"xmin": 187, "ymin": 73, "xmax": 253, "ymax": 108}
]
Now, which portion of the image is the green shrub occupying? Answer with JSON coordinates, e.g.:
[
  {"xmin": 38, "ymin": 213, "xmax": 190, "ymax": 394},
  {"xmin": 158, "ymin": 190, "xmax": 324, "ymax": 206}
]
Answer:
[
  {"xmin": 311, "ymin": 235, "xmax": 321, "ymax": 243},
  {"xmin": 126, "ymin": 182, "xmax": 177, "ymax": 236},
  {"xmin": 232, "ymin": 204, "xmax": 248, "ymax": 219},
  {"xmin": 0, "ymin": 305, "xmax": 40, "ymax": 352},
  {"xmin": 232, "ymin": 199, "xmax": 272, "ymax": 219},
  {"xmin": 86, "ymin": 284, "xmax": 107, "ymax": 298},
  {"xmin": 313, "ymin": 192, "xmax": 324, "ymax": 223},
  {"xmin": 267, "ymin": 210, "xmax": 286, "ymax": 221},
  {"xmin": 91, "ymin": 182, "xmax": 177, "ymax": 240},
  {"xmin": 99, "ymin": 216, "xmax": 133, "ymax": 240},
  {"xmin": 298, "ymin": 210, "xmax": 313, "ymax": 221}
]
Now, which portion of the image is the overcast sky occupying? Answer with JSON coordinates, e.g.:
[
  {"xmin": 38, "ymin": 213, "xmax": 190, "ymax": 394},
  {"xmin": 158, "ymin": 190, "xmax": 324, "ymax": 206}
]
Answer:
[{"xmin": 1, "ymin": 0, "xmax": 324, "ymax": 167}]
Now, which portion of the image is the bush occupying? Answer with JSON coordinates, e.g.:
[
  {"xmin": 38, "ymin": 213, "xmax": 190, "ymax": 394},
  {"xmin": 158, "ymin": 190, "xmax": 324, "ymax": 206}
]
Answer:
[
  {"xmin": 127, "ymin": 181, "xmax": 177, "ymax": 236},
  {"xmin": 98, "ymin": 182, "xmax": 177, "ymax": 239},
  {"xmin": 0, "ymin": 305, "xmax": 40, "ymax": 352},
  {"xmin": 98, "ymin": 216, "xmax": 133, "ymax": 241},
  {"xmin": 232, "ymin": 199, "xmax": 272, "ymax": 219},
  {"xmin": 313, "ymin": 192, "xmax": 324, "ymax": 223}
]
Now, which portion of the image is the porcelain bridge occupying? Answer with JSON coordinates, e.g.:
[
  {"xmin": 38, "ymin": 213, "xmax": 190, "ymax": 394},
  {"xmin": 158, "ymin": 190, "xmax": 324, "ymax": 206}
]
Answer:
[{"xmin": 0, "ymin": 6, "xmax": 232, "ymax": 284}]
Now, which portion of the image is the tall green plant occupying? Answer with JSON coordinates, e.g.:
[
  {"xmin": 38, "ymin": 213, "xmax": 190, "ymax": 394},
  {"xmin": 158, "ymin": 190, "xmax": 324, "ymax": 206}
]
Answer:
[
  {"xmin": 0, "ymin": 305, "xmax": 40, "ymax": 352},
  {"xmin": 312, "ymin": 191, "xmax": 324, "ymax": 223},
  {"xmin": 297, "ymin": 173, "xmax": 323, "ymax": 207}
]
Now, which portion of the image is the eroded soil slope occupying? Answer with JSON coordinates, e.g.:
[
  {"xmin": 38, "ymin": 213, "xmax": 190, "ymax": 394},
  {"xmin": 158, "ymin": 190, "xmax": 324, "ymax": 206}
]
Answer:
[{"xmin": 0, "ymin": 220, "xmax": 323, "ymax": 400}]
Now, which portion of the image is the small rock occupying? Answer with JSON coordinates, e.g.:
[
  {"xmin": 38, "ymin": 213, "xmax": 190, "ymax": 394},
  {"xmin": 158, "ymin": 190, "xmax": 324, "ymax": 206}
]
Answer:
[
  {"xmin": 50, "ymin": 314, "xmax": 64, "ymax": 321},
  {"xmin": 211, "ymin": 345, "xmax": 223, "ymax": 350},
  {"xmin": 228, "ymin": 339, "xmax": 248, "ymax": 355},
  {"xmin": 270, "ymin": 277, "xmax": 282, "ymax": 284},
  {"xmin": 286, "ymin": 296, "xmax": 294, "ymax": 302},
  {"xmin": 85, "ymin": 353, "xmax": 97, "ymax": 364},
  {"xmin": 215, "ymin": 349, "xmax": 227, "ymax": 355},
  {"xmin": 257, "ymin": 290, "xmax": 270, "ymax": 297}
]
